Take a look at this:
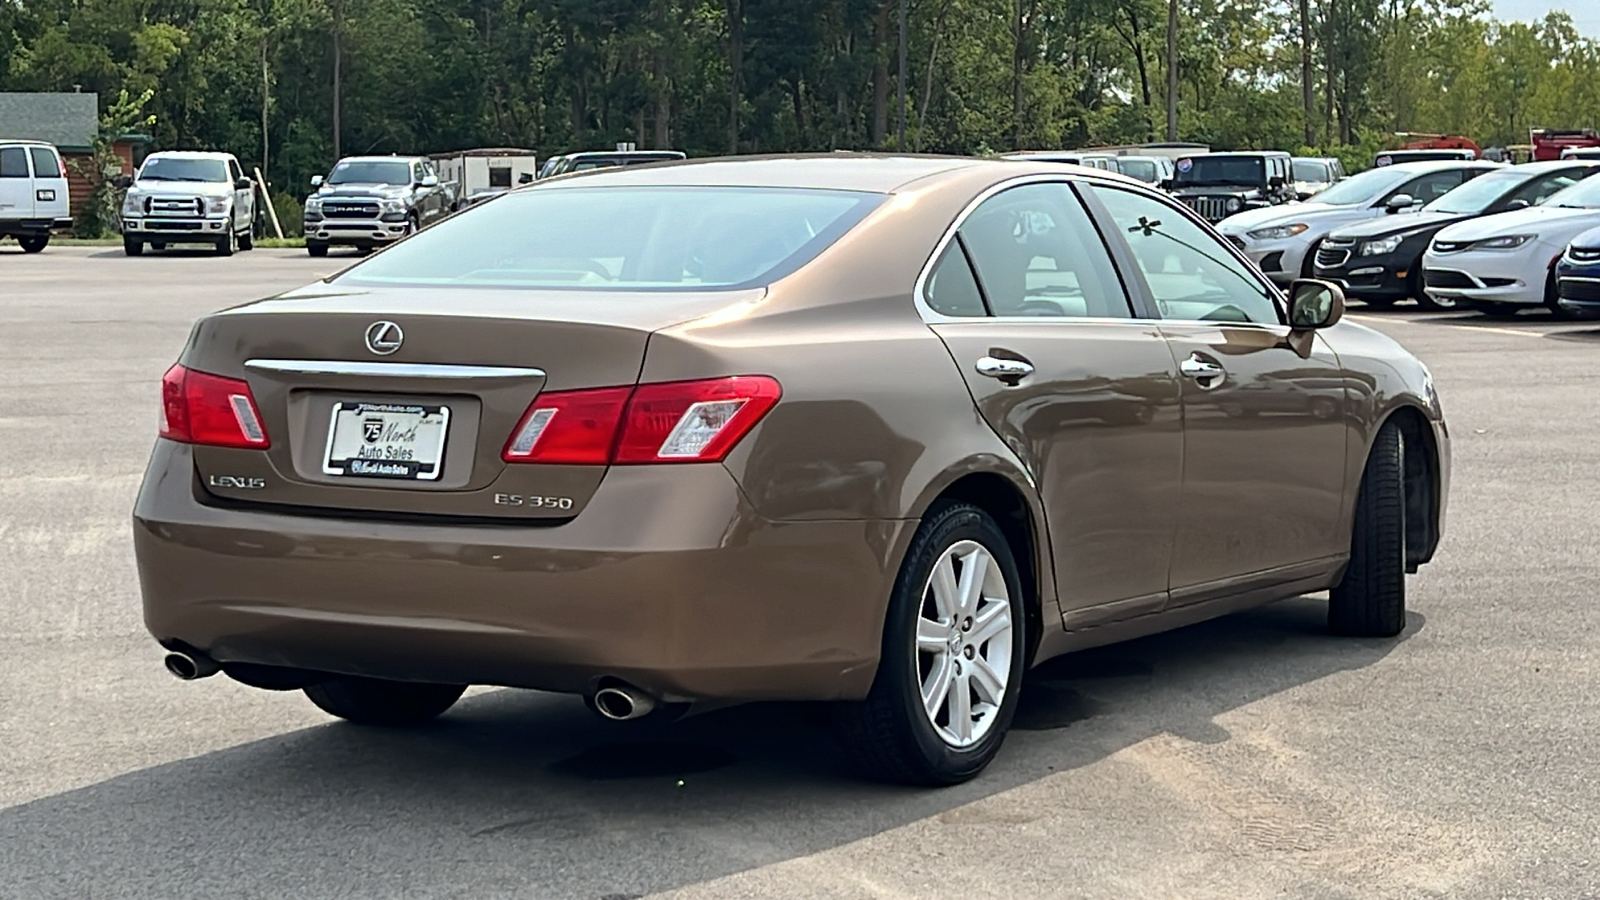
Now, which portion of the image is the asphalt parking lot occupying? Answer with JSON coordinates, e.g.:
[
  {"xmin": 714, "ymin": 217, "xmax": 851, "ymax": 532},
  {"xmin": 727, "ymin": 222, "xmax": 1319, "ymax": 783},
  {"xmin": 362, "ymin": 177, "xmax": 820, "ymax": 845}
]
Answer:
[{"xmin": 3, "ymin": 245, "xmax": 1598, "ymax": 899}]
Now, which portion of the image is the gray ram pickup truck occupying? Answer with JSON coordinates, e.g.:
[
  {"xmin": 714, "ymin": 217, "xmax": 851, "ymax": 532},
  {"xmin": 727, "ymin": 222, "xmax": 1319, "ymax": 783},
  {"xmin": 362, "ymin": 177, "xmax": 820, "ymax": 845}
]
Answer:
[{"xmin": 303, "ymin": 155, "xmax": 456, "ymax": 256}]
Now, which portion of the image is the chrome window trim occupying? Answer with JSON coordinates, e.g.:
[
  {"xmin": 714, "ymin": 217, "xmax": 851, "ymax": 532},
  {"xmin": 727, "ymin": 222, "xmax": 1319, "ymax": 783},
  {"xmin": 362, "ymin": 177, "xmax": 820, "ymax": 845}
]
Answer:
[
  {"xmin": 913, "ymin": 172, "xmax": 1291, "ymax": 328},
  {"xmin": 245, "ymin": 359, "xmax": 545, "ymax": 380}
]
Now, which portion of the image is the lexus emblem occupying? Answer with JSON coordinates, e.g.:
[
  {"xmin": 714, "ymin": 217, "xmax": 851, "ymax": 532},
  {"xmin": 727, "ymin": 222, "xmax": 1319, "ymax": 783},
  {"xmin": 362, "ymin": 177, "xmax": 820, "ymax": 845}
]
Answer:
[{"xmin": 364, "ymin": 320, "xmax": 403, "ymax": 355}]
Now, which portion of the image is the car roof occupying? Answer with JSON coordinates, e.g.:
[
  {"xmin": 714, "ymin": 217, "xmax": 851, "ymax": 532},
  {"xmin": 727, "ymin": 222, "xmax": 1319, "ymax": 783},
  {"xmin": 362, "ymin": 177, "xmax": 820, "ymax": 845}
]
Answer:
[
  {"xmin": 1188, "ymin": 151, "xmax": 1291, "ymax": 158},
  {"xmin": 540, "ymin": 153, "xmax": 1147, "ymax": 193},
  {"xmin": 0, "ymin": 139, "xmax": 56, "ymax": 147},
  {"xmin": 145, "ymin": 150, "xmax": 235, "ymax": 159},
  {"xmin": 338, "ymin": 155, "xmax": 424, "ymax": 163},
  {"xmin": 1374, "ymin": 159, "xmax": 1499, "ymax": 174},
  {"xmin": 1508, "ymin": 159, "xmax": 1600, "ymax": 172}
]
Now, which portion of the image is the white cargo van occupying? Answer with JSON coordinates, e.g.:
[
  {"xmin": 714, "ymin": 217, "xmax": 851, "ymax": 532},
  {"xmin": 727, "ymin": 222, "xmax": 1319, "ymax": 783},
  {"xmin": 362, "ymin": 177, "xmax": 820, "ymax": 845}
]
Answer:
[{"xmin": 0, "ymin": 140, "xmax": 71, "ymax": 253}]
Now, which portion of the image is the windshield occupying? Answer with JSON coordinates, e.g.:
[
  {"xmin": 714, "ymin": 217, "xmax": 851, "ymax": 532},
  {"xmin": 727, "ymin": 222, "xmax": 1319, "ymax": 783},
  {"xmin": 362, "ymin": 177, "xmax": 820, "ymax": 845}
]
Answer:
[
  {"xmin": 1305, "ymin": 166, "xmax": 1410, "ymax": 206},
  {"xmin": 1174, "ymin": 156, "xmax": 1264, "ymax": 187},
  {"xmin": 328, "ymin": 161, "xmax": 413, "ymax": 185},
  {"xmin": 138, "ymin": 157, "xmax": 229, "ymax": 183},
  {"xmin": 1118, "ymin": 159, "xmax": 1159, "ymax": 182},
  {"xmin": 1293, "ymin": 159, "xmax": 1331, "ymax": 182},
  {"xmin": 1424, "ymin": 169, "xmax": 1527, "ymax": 214},
  {"xmin": 1545, "ymin": 176, "xmax": 1600, "ymax": 209},
  {"xmin": 336, "ymin": 186, "xmax": 883, "ymax": 289}
]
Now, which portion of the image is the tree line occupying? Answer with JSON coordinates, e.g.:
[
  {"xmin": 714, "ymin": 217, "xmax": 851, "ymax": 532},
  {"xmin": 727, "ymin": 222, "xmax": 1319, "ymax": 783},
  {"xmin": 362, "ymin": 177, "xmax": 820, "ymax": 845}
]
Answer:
[{"xmin": 3, "ymin": 0, "xmax": 1598, "ymax": 206}]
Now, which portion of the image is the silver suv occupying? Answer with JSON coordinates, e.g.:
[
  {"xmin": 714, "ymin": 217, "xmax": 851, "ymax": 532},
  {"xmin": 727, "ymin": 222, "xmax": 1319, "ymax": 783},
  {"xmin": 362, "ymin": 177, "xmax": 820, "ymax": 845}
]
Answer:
[{"xmin": 119, "ymin": 151, "xmax": 256, "ymax": 256}]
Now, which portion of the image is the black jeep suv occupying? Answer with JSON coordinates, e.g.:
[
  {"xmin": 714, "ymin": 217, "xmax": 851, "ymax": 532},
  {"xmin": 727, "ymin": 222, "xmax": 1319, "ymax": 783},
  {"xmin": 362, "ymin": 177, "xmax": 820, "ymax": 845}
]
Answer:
[{"xmin": 1167, "ymin": 152, "xmax": 1296, "ymax": 222}]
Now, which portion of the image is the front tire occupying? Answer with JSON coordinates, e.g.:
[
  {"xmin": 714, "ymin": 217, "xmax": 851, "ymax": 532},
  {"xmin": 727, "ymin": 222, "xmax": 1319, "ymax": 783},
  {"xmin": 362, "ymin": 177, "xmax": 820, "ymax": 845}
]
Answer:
[
  {"xmin": 307, "ymin": 241, "xmax": 329, "ymax": 258},
  {"xmin": 214, "ymin": 224, "xmax": 236, "ymax": 257},
  {"xmin": 123, "ymin": 237, "xmax": 144, "ymax": 256},
  {"xmin": 238, "ymin": 228, "xmax": 254, "ymax": 251},
  {"xmin": 304, "ymin": 676, "xmax": 466, "ymax": 726},
  {"xmin": 1329, "ymin": 422, "xmax": 1407, "ymax": 637},
  {"xmin": 18, "ymin": 234, "xmax": 48, "ymax": 253},
  {"xmin": 837, "ymin": 502, "xmax": 1026, "ymax": 785}
]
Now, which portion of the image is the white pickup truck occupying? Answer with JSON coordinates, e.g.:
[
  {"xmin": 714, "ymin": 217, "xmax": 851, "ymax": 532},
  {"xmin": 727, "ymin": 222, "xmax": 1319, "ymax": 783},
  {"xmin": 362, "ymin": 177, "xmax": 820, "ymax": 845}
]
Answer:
[
  {"xmin": 0, "ymin": 140, "xmax": 71, "ymax": 253},
  {"xmin": 118, "ymin": 150, "xmax": 256, "ymax": 256}
]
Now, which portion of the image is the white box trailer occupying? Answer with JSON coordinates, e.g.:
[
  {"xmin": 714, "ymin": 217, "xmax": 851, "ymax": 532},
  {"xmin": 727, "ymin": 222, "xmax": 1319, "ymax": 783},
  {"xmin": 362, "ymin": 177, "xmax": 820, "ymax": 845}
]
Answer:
[{"xmin": 430, "ymin": 148, "xmax": 539, "ymax": 206}]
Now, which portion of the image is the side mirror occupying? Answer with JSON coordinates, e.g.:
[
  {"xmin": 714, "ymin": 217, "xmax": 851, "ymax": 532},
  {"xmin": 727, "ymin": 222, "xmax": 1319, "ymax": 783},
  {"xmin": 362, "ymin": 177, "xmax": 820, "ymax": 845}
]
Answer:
[
  {"xmin": 235, "ymin": 177, "xmax": 252, "ymax": 190},
  {"xmin": 1505, "ymin": 198, "xmax": 1531, "ymax": 211},
  {"xmin": 420, "ymin": 174, "xmax": 439, "ymax": 188},
  {"xmin": 111, "ymin": 174, "xmax": 133, "ymax": 190},
  {"xmin": 1269, "ymin": 175, "xmax": 1285, "ymax": 189},
  {"xmin": 1384, "ymin": 193, "xmax": 1415, "ymax": 213},
  {"xmin": 518, "ymin": 172, "xmax": 534, "ymax": 184},
  {"xmin": 1158, "ymin": 178, "xmax": 1174, "ymax": 191},
  {"xmin": 1289, "ymin": 279, "xmax": 1345, "ymax": 330},
  {"xmin": 310, "ymin": 174, "xmax": 324, "ymax": 186}
]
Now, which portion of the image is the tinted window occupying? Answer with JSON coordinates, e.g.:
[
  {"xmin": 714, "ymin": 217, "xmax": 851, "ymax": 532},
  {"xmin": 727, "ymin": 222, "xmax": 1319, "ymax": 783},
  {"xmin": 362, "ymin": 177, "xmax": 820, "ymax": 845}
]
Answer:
[
  {"xmin": 489, "ymin": 166, "xmax": 512, "ymax": 187},
  {"xmin": 338, "ymin": 186, "xmax": 882, "ymax": 290},
  {"xmin": 1508, "ymin": 169, "xmax": 1591, "ymax": 207},
  {"xmin": 1292, "ymin": 159, "xmax": 1330, "ymax": 181},
  {"xmin": 924, "ymin": 240, "xmax": 988, "ymax": 317},
  {"xmin": 957, "ymin": 182, "xmax": 1130, "ymax": 319},
  {"xmin": 1395, "ymin": 170, "xmax": 1467, "ymax": 205},
  {"xmin": 227, "ymin": 159, "xmax": 243, "ymax": 182},
  {"xmin": 1088, "ymin": 185, "xmax": 1280, "ymax": 325},
  {"xmin": 1119, "ymin": 159, "xmax": 1158, "ymax": 182},
  {"xmin": 1175, "ymin": 156, "xmax": 1264, "ymax": 186},
  {"xmin": 28, "ymin": 148, "xmax": 61, "ymax": 178},
  {"xmin": 0, "ymin": 147, "xmax": 29, "ymax": 178}
]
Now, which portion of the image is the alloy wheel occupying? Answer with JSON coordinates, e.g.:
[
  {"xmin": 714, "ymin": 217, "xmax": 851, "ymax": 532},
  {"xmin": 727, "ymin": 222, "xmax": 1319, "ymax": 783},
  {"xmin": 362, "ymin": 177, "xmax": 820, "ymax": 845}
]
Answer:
[{"xmin": 914, "ymin": 540, "xmax": 1014, "ymax": 748}]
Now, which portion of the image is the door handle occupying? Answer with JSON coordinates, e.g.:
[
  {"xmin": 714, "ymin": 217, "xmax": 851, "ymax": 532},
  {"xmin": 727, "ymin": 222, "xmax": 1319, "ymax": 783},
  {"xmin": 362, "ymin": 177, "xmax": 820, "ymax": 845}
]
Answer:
[
  {"xmin": 975, "ymin": 356, "xmax": 1034, "ymax": 383},
  {"xmin": 1179, "ymin": 353, "xmax": 1226, "ymax": 389}
]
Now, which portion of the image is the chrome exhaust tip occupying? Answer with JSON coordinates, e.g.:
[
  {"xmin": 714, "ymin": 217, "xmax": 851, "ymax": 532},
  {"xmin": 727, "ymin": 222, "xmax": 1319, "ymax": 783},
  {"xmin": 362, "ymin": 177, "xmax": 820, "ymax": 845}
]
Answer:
[
  {"xmin": 163, "ymin": 651, "xmax": 220, "ymax": 681},
  {"xmin": 591, "ymin": 685, "xmax": 656, "ymax": 721}
]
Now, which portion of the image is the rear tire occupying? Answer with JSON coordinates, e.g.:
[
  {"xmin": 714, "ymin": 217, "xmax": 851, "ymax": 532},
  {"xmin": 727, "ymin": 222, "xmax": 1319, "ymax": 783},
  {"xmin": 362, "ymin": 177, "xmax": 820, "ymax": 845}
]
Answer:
[
  {"xmin": 18, "ymin": 234, "xmax": 48, "ymax": 253},
  {"xmin": 304, "ymin": 676, "xmax": 466, "ymax": 726},
  {"xmin": 123, "ymin": 237, "xmax": 144, "ymax": 257},
  {"xmin": 307, "ymin": 241, "xmax": 329, "ymax": 258},
  {"xmin": 1329, "ymin": 422, "xmax": 1407, "ymax": 637},
  {"xmin": 837, "ymin": 502, "xmax": 1026, "ymax": 785}
]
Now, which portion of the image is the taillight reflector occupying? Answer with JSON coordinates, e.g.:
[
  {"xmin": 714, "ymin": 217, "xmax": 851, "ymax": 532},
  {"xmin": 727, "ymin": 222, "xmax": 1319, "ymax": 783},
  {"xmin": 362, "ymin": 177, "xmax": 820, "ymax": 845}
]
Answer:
[
  {"xmin": 502, "ymin": 376, "xmax": 780, "ymax": 465},
  {"xmin": 158, "ymin": 364, "xmax": 270, "ymax": 449}
]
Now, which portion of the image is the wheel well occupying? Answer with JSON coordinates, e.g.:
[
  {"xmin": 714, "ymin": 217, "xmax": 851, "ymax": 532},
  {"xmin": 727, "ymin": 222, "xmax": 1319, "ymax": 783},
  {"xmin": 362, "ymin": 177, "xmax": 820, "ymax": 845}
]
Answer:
[
  {"xmin": 1383, "ymin": 406, "xmax": 1440, "ymax": 571},
  {"xmin": 931, "ymin": 473, "xmax": 1044, "ymax": 659}
]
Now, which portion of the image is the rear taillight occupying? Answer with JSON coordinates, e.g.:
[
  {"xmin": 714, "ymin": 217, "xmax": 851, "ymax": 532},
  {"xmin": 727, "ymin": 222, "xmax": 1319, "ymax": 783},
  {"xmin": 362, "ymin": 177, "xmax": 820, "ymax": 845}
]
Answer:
[
  {"xmin": 502, "ymin": 376, "xmax": 780, "ymax": 465},
  {"xmin": 158, "ymin": 364, "xmax": 270, "ymax": 449}
]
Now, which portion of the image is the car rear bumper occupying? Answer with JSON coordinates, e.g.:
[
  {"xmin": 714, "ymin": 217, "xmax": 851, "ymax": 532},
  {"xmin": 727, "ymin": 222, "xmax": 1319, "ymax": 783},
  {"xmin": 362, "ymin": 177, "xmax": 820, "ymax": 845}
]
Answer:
[
  {"xmin": 133, "ymin": 441, "xmax": 901, "ymax": 702},
  {"xmin": 1, "ymin": 218, "xmax": 70, "ymax": 236}
]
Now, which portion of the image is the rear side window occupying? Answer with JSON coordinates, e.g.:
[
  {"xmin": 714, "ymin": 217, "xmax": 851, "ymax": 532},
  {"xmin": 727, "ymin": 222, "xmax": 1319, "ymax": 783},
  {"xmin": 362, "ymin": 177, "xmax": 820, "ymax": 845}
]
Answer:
[
  {"xmin": 956, "ymin": 182, "xmax": 1132, "ymax": 318},
  {"xmin": 29, "ymin": 148, "xmax": 61, "ymax": 178},
  {"xmin": 0, "ymin": 147, "xmax": 28, "ymax": 178},
  {"xmin": 924, "ymin": 240, "xmax": 988, "ymax": 317},
  {"xmin": 338, "ymin": 186, "xmax": 883, "ymax": 290}
]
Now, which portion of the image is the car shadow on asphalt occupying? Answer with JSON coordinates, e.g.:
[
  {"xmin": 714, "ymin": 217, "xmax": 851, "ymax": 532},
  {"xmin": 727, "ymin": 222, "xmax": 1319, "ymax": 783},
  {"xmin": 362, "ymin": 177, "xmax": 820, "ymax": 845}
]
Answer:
[{"xmin": 0, "ymin": 597, "xmax": 1417, "ymax": 899}]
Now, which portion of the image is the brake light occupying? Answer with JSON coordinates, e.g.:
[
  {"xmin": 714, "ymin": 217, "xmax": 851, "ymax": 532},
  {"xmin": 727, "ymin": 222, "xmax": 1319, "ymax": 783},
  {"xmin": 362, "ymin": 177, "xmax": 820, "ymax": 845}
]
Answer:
[
  {"xmin": 502, "ymin": 386, "xmax": 631, "ymax": 464},
  {"xmin": 502, "ymin": 376, "xmax": 780, "ymax": 465},
  {"xmin": 158, "ymin": 364, "xmax": 270, "ymax": 449}
]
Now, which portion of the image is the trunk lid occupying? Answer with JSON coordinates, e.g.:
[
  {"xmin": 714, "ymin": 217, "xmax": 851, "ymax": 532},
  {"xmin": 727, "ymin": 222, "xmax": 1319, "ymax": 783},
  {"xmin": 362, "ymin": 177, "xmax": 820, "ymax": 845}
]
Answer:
[{"xmin": 185, "ymin": 285, "xmax": 759, "ymax": 520}]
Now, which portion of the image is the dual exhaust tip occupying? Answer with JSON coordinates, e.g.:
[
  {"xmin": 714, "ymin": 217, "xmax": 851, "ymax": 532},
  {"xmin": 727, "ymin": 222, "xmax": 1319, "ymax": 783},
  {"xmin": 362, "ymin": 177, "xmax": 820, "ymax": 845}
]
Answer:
[{"xmin": 164, "ymin": 652, "xmax": 659, "ymax": 722}]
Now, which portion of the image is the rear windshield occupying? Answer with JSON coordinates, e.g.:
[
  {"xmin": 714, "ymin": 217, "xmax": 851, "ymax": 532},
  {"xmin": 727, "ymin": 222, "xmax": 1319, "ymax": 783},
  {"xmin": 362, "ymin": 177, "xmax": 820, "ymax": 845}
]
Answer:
[
  {"xmin": 1117, "ymin": 158, "xmax": 1158, "ymax": 182},
  {"xmin": 1175, "ymin": 156, "xmax": 1264, "ymax": 186},
  {"xmin": 1293, "ymin": 159, "xmax": 1331, "ymax": 181},
  {"xmin": 336, "ymin": 185, "xmax": 884, "ymax": 290}
]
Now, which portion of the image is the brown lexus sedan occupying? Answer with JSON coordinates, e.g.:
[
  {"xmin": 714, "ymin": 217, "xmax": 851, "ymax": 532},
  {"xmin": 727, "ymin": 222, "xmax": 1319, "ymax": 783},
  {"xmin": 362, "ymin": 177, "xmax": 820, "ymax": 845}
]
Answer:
[{"xmin": 133, "ymin": 155, "xmax": 1449, "ymax": 785}]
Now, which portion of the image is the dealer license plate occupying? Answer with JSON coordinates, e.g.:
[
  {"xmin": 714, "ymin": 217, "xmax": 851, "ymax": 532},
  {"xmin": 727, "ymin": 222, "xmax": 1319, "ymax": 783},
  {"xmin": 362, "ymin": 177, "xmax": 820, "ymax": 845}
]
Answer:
[{"xmin": 322, "ymin": 402, "xmax": 450, "ymax": 481}]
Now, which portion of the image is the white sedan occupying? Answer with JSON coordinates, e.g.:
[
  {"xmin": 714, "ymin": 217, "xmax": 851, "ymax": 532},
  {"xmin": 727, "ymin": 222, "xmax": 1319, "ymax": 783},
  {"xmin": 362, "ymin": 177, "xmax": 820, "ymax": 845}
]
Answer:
[
  {"xmin": 1218, "ymin": 160, "xmax": 1498, "ymax": 287},
  {"xmin": 1422, "ymin": 175, "xmax": 1600, "ymax": 316}
]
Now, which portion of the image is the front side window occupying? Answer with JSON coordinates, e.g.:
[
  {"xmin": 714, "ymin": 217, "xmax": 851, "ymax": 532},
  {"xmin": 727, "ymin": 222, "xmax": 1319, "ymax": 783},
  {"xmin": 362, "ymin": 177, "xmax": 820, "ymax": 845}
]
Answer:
[
  {"xmin": 956, "ymin": 182, "xmax": 1131, "ymax": 319},
  {"xmin": 337, "ymin": 185, "xmax": 882, "ymax": 290},
  {"xmin": 227, "ymin": 159, "xmax": 243, "ymax": 183},
  {"xmin": 28, "ymin": 148, "xmax": 61, "ymax": 178},
  {"xmin": 1508, "ymin": 170, "xmax": 1591, "ymax": 207},
  {"xmin": 0, "ymin": 147, "xmax": 27, "ymax": 178},
  {"xmin": 1396, "ymin": 170, "xmax": 1469, "ymax": 205},
  {"xmin": 1088, "ymin": 185, "xmax": 1281, "ymax": 325},
  {"xmin": 139, "ymin": 157, "xmax": 229, "ymax": 183}
]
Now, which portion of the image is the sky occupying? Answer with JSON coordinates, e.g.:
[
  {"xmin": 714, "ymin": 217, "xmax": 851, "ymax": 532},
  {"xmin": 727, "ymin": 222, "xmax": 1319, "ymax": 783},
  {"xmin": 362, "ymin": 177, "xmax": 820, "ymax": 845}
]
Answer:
[{"xmin": 1490, "ymin": 0, "xmax": 1600, "ymax": 35}]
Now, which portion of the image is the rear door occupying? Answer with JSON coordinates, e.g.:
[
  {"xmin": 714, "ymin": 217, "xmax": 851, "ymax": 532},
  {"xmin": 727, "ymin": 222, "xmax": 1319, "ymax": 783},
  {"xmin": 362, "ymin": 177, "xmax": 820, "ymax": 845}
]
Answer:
[
  {"xmin": 26, "ymin": 146, "xmax": 68, "ymax": 222},
  {"xmin": 1082, "ymin": 183, "xmax": 1349, "ymax": 602},
  {"xmin": 922, "ymin": 180, "xmax": 1184, "ymax": 626},
  {"xmin": 0, "ymin": 145, "xmax": 34, "ymax": 220}
]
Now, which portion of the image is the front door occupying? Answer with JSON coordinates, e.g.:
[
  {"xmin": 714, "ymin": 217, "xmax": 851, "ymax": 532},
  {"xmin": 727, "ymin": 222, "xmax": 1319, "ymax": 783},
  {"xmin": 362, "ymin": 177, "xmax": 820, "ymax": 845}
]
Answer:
[
  {"xmin": 0, "ymin": 146, "xmax": 35, "ymax": 220},
  {"xmin": 1083, "ymin": 183, "xmax": 1350, "ymax": 601},
  {"xmin": 922, "ymin": 180, "xmax": 1184, "ymax": 625}
]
